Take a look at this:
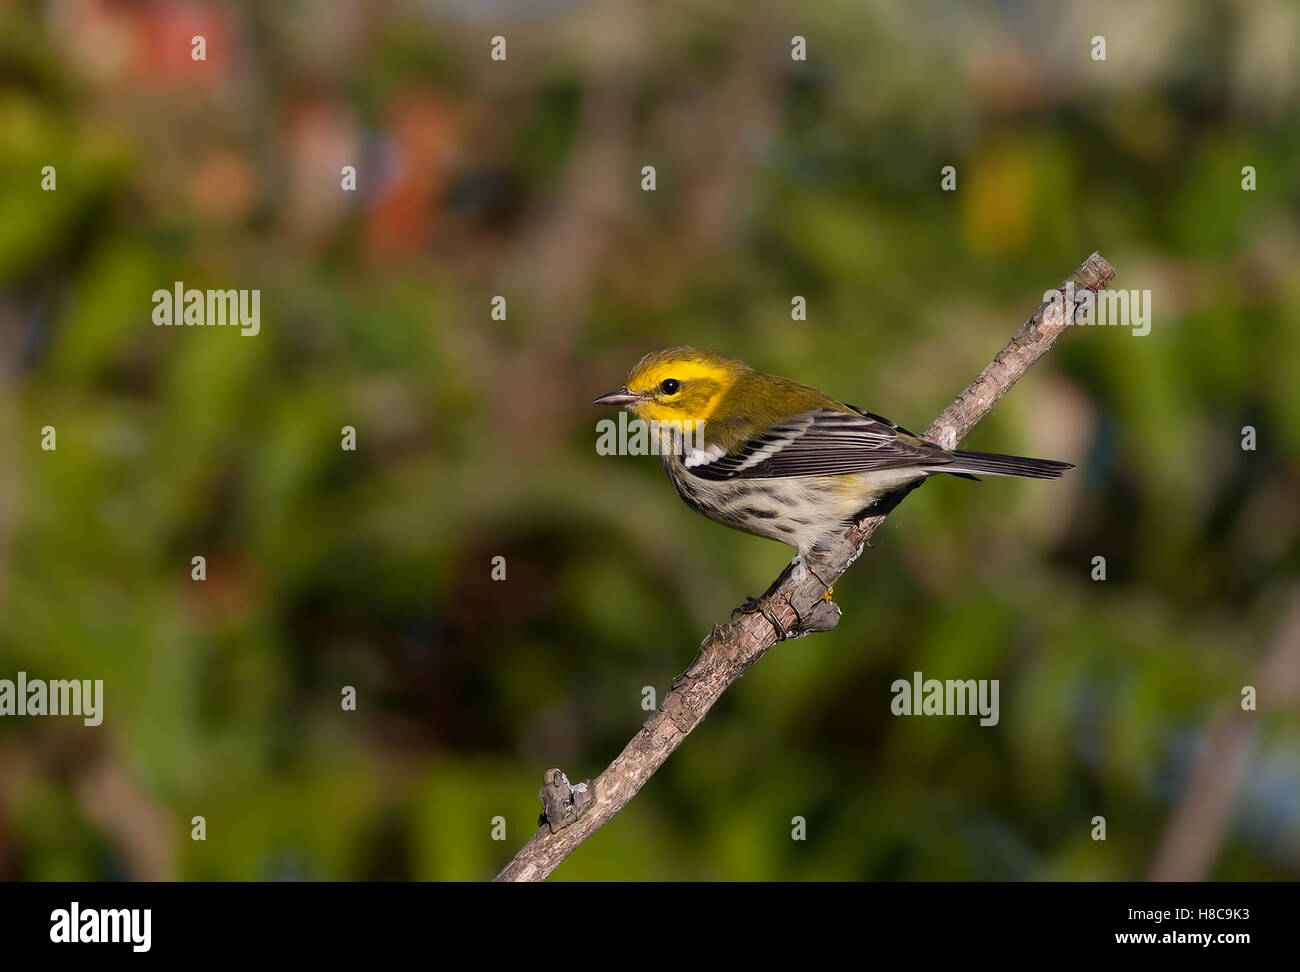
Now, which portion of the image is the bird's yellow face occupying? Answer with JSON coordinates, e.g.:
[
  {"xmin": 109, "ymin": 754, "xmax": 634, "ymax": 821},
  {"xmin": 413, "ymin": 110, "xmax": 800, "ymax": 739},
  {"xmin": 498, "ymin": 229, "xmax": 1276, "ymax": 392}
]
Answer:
[{"xmin": 593, "ymin": 347, "xmax": 750, "ymax": 426}]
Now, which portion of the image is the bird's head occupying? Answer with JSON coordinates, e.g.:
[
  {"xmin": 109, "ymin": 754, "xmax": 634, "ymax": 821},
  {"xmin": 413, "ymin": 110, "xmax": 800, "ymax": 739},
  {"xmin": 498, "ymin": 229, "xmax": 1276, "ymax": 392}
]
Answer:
[{"xmin": 593, "ymin": 347, "xmax": 751, "ymax": 426}]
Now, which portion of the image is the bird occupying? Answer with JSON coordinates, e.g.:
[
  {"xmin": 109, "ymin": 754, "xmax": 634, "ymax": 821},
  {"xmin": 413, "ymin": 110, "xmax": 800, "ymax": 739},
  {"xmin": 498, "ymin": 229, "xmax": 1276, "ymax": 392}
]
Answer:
[{"xmin": 594, "ymin": 347, "xmax": 1072, "ymax": 631}]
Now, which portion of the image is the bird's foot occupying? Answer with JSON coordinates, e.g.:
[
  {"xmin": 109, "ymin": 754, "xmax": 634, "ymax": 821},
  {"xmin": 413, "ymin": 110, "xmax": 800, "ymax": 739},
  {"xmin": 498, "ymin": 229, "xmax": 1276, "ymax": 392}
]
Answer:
[
  {"xmin": 789, "ymin": 554, "xmax": 809, "ymax": 582},
  {"xmin": 733, "ymin": 594, "xmax": 790, "ymax": 641}
]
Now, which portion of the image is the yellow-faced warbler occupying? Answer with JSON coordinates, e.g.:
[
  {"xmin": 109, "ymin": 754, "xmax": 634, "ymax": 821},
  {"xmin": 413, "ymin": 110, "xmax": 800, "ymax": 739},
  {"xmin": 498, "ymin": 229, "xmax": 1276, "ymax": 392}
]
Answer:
[{"xmin": 595, "ymin": 347, "xmax": 1072, "ymax": 591}]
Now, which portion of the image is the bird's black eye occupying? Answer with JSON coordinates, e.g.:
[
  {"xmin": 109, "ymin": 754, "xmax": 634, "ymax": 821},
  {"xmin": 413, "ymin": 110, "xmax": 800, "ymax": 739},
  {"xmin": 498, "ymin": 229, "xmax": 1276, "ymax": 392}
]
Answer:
[{"xmin": 660, "ymin": 378, "xmax": 681, "ymax": 395}]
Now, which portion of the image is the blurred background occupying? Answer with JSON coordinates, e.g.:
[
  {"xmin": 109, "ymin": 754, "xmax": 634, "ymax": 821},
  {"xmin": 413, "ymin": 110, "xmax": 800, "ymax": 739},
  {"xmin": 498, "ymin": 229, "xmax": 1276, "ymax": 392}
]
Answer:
[{"xmin": 1, "ymin": 0, "xmax": 1298, "ymax": 881}]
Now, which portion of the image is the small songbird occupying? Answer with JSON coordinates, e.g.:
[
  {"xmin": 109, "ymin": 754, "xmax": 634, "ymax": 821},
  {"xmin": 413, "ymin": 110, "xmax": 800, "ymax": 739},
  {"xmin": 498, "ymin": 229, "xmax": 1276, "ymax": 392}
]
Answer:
[{"xmin": 594, "ymin": 347, "xmax": 1073, "ymax": 587}]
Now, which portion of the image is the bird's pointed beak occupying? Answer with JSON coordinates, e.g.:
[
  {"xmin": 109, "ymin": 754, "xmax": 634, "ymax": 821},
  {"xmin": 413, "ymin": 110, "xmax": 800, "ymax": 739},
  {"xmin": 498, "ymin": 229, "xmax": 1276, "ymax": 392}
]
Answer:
[{"xmin": 593, "ymin": 388, "xmax": 641, "ymax": 407}]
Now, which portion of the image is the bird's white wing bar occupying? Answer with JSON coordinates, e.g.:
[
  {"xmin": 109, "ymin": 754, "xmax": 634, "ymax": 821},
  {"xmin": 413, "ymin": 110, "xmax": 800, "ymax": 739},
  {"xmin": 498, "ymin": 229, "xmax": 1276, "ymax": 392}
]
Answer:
[
  {"xmin": 683, "ymin": 442, "xmax": 728, "ymax": 468},
  {"xmin": 731, "ymin": 412, "xmax": 816, "ymax": 472}
]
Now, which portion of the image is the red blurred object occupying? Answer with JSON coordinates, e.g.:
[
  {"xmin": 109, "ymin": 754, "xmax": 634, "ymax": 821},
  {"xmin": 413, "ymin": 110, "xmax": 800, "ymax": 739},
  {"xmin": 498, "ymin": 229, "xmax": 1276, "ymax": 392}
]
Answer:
[{"xmin": 364, "ymin": 90, "xmax": 458, "ymax": 260}]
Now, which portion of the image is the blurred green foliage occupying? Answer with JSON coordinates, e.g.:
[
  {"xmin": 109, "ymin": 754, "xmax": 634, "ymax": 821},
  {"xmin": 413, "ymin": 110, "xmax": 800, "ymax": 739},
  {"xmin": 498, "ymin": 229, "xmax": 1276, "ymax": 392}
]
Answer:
[{"xmin": 0, "ymin": 0, "xmax": 1297, "ymax": 881}]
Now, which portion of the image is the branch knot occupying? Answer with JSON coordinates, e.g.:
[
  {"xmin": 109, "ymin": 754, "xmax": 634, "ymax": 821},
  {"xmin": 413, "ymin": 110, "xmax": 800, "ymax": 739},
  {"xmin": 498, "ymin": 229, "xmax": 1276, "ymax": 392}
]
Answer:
[{"xmin": 538, "ymin": 768, "xmax": 594, "ymax": 833}]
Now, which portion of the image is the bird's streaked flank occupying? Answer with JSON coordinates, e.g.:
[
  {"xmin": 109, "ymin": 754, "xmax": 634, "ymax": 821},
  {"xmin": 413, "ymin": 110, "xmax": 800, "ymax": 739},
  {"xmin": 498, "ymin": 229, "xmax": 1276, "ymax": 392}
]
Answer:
[{"xmin": 595, "ymin": 347, "xmax": 1073, "ymax": 586}]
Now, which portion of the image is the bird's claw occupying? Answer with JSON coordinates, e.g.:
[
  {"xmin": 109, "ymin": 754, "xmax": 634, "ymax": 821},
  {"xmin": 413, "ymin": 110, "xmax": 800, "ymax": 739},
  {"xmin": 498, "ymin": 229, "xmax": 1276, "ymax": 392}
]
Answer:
[{"xmin": 734, "ymin": 594, "xmax": 790, "ymax": 641}]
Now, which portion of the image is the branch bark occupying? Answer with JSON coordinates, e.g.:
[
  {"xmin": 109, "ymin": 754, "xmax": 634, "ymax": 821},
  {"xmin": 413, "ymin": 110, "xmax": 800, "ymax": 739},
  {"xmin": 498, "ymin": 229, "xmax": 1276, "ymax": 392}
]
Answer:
[{"xmin": 494, "ymin": 252, "xmax": 1116, "ymax": 881}]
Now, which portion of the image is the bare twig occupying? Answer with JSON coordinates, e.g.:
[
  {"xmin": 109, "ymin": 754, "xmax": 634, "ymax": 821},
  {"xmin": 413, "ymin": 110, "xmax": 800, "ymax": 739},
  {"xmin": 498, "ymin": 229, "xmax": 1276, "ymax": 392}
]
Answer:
[{"xmin": 494, "ymin": 252, "xmax": 1116, "ymax": 881}]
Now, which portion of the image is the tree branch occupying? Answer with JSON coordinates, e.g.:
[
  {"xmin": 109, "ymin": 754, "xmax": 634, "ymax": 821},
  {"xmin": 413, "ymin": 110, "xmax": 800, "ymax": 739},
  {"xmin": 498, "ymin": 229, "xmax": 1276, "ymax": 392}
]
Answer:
[{"xmin": 494, "ymin": 252, "xmax": 1116, "ymax": 881}]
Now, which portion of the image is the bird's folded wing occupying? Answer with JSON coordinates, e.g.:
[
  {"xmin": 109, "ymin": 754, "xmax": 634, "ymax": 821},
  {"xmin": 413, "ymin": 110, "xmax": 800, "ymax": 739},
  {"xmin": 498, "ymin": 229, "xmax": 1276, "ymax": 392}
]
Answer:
[{"xmin": 689, "ymin": 407, "xmax": 952, "ymax": 481}]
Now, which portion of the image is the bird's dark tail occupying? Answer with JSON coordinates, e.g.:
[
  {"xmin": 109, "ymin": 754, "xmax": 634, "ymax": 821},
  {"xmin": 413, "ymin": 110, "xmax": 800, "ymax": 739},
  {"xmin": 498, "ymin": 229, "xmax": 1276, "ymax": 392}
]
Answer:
[{"xmin": 942, "ymin": 450, "xmax": 1074, "ymax": 480}]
